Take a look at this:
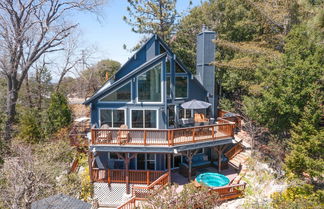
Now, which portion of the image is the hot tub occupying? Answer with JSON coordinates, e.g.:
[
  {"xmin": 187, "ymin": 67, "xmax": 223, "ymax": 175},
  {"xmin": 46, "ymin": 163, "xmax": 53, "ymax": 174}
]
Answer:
[{"xmin": 195, "ymin": 172, "xmax": 230, "ymax": 187}]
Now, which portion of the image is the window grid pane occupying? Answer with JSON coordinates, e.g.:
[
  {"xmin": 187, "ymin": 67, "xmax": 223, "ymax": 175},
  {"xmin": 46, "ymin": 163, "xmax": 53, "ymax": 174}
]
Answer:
[
  {"xmin": 175, "ymin": 76, "xmax": 188, "ymax": 98},
  {"xmin": 100, "ymin": 110, "xmax": 112, "ymax": 127},
  {"xmin": 101, "ymin": 82, "xmax": 131, "ymax": 102},
  {"xmin": 144, "ymin": 110, "xmax": 157, "ymax": 128},
  {"xmin": 138, "ymin": 64, "xmax": 161, "ymax": 102},
  {"xmin": 113, "ymin": 110, "xmax": 125, "ymax": 128}
]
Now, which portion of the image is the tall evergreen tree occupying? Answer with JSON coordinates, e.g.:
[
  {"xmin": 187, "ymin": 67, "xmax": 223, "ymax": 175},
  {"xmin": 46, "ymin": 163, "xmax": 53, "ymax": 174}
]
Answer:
[{"xmin": 123, "ymin": 0, "xmax": 179, "ymax": 42}]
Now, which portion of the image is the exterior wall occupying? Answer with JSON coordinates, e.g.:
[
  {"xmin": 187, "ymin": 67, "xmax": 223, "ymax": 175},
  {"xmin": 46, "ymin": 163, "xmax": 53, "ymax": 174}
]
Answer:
[{"xmin": 89, "ymin": 35, "xmax": 209, "ymax": 130}]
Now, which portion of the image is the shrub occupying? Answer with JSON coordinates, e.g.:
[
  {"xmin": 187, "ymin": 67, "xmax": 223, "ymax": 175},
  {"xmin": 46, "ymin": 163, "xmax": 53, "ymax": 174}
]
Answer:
[
  {"xmin": 271, "ymin": 184, "xmax": 324, "ymax": 209},
  {"xmin": 18, "ymin": 109, "xmax": 43, "ymax": 143},
  {"xmin": 144, "ymin": 182, "xmax": 219, "ymax": 209},
  {"xmin": 46, "ymin": 92, "xmax": 72, "ymax": 134}
]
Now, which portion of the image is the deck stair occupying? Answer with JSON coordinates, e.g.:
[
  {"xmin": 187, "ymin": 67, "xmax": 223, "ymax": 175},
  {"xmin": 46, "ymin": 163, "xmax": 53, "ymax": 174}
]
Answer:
[{"xmin": 225, "ymin": 135, "xmax": 251, "ymax": 171}]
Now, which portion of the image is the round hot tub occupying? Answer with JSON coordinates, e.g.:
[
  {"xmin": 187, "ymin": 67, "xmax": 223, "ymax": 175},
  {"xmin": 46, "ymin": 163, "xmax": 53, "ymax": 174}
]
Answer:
[{"xmin": 195, "ymin": 172, "xmax": 230, "ymax": 187}]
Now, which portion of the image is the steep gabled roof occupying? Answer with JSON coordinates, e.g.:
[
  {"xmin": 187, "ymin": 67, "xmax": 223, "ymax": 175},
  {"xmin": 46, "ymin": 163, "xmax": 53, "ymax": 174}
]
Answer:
[
  {"xmin": 83, "ymin": 52, "xmax": 167, "ymax": 105},
  {"xmin": 84, "ymin": 34, "xmax": 208, "ymax": 105}
]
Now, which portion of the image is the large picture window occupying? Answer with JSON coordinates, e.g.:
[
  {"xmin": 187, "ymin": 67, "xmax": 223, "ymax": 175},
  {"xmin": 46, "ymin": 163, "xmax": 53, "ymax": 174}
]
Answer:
[
  {"xmin": 100, "ymin": 109, "xmax": 125, "ymax": 128},
  {"xmin": 100, "ymin": 82, "xmax": 131, "ymax": 102},
  {"xmin": 137, "ymin": 63, "xmax": 162, "ymax": 102},
  {"xmin": 131, "ymin": 110, "xmax": 157, "ymax": 128},
  {"xmin": 175, "ymin": 76, "xmax": 188, "ymax": 98}
]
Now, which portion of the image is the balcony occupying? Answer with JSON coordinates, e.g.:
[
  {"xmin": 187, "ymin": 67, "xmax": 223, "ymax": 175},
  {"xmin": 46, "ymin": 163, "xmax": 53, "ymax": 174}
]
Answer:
[{"xmin": 91, "ymin": 118, "xmax": 235, "ymax": 147}]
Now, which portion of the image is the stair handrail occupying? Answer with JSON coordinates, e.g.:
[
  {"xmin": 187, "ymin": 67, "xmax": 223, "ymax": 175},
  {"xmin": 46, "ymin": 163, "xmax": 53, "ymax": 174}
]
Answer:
[
  {"xmin": 224, "ymin": 140, "xmax": 244, "ymax": 160},
  {"xmin": 117, "ymin": 196, "xmax": 138, "ymax": 209},
  {"xmin": 132, "ymin": 172, "xmax": 169, "ymax": 198},
  {"xmin": 117, "ymin": 173, "xmax": 169, "ymax": 209}
]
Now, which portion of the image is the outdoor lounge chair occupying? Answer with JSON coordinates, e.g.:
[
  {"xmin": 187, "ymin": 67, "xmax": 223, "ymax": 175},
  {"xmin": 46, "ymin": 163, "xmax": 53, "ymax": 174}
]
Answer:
[
  {"xmin": 117, "ymin": 124, "xmax": 131, "ymax": 144},
  {"xmin": 194, "ymin": 113, "xmax": 209, "ymax": 123},
  {"xmin": 97, "ymin": 124, "xmax": 112, "ymax": 143}
]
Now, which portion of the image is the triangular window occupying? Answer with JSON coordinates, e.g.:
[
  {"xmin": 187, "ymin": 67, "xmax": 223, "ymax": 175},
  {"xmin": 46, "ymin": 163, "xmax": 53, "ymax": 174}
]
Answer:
[
  {"xmin": 160, "ymin": 44, "xmax": 166, "ymax": 54},
  {"xmin": 100, "ymin": 82, "xmax": 131, "ymax": 102},
  {"xmin": 175, "ymin": 62, "xmax": 186, "ymax": 73}
]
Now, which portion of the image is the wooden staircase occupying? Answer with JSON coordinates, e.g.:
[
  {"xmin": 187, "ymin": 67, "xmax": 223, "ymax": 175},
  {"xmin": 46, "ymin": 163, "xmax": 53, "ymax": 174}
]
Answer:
[
  {"xmin": 229, "ymin": 151, "xmax": 250, "ymax": 169},
  {"xmin": 225, "ymin": 139, "xmax": 251, "ymax": 171}
]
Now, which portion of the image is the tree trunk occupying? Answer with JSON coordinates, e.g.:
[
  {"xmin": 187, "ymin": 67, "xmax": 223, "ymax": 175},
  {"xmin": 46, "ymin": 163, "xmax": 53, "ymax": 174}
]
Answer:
[
  {"xmin": 25, "ymin": 73, "xmax": 33, "ymax": 108},
  {"xmin": 4, "ymin": 87, "xmax": 18, "ymax": 141},
  {"xmin": 4, "ymin": 77, "xmax": 19, "ymax": 142}
]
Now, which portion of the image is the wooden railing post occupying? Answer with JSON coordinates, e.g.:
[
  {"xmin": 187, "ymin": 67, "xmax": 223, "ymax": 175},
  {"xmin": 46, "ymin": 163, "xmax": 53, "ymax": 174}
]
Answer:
[
  {"xmin": 167, "ymin": 130, "xmax": 171, "ymax": 146},
  {"xmin": 91, "ymin": 129, "xmax": 95, "ymax": 144},
  {"xmin": 144, "ymin": 130, "xmax": 147, "ymax": 145},
  {"xmin": 107, "ymin": 168, "xmax": 111, "ymax": 184},
  {"xmin": 146, "ymin": 171, "xmax": 150, "ymax": 185},
  {"xmin": 192, "ymin": 128, "xmax": 195, "ymax": 142},
  {"xmin": 212, "ymin": 125, "xmax": 215, "ymax": 138}
]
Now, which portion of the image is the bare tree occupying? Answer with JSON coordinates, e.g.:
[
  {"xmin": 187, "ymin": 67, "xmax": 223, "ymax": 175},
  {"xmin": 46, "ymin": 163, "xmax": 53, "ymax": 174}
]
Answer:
[
  {"xmin": 0, "ymin": 144, "xmax": 51, "ymax": 209},
  {"xmin": 0, "ymin": 0, "xmax": 105, "ymax": 142},
  {"xmin": 55, "ymin": 34, "xmax": 82, "ymax": 92}
]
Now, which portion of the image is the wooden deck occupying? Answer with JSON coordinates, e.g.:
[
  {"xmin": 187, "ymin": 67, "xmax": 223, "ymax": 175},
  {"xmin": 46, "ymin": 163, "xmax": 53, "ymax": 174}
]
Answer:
[{"xmin": 91, "ymin": 118, "xmax": 235, "ymax": 147}]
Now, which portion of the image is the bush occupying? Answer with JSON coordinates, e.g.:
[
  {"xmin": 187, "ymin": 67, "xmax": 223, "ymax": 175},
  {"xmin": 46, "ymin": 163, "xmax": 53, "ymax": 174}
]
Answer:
[
  {"xmin": 271, "ymin": 184, "xmax": 324, "ymax": 209},
  {"xmin": 144, "ymin": 182, "xmax": 219, "ymax": 209},
  {"xmin": 46, "ymin": 92, "xmax": 72, "ymax": 134},
  {"xmin": 18, "ymin": 109, "xmax": 43, "ymax": 143}
]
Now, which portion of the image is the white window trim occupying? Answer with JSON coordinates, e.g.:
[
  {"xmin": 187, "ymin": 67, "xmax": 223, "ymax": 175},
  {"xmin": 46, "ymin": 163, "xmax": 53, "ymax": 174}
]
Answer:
[
  {"xmin": 175, "ymin": 75, "xmax": 189, "ymax": 99},
  {"xmin": 130, "ymin": 108, "xmax": 159, "ymax": 130},
  {"xmin": 166, "ymin": 75, "xmax": 172, "ymax": 99},
  {"xmin": 136, "ymin": 62, "xmax": 164, "ymax": 104},
  {"xmin": 99, "ymin": 81, "xmax": 133, "ymax": 104},
  {"xmin": 135, "ymin": 153, "xmax": 157, "ymax": 170},
  {"xmin": 98, "ymin": 108, "xmax": 127, "ymax": 128}
]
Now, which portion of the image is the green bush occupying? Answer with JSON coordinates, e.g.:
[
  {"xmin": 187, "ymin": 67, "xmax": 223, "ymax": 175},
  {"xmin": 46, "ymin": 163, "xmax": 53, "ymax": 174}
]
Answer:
[
  {"xmin": 271, "ymin": 184, "xmax": 324, "ymax": 209},
  {"xmin": 18, "ymin": 109, "xmax": 43, "ymax": 143},
  {"xmin": 46, "ymin": 92, "xmax": 72, "ymax": 134}
]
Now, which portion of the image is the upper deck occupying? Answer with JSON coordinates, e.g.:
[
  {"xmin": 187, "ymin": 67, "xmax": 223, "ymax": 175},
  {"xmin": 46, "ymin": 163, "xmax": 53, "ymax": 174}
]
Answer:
[{"xmin": 90, "ymin": 118, "xmax": 235, "ymax": 147}]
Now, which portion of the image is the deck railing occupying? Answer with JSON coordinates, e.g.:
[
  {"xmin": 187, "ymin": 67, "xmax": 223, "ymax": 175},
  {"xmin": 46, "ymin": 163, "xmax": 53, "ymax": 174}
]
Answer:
[
  {"xmin": 117, "ymin": 173, "xmax": 169, "ymax": 209},
  {"xmin": 69, "ymin": 124, "xmax": 90, "ymax": 147},
  {"xmin": 210, "ymin": 182, "xmax": 247, "ymax": 201},
  {"xmin": 224, "ymin": 140, "xmax": 244, "ymax": 160},
  {"xmin": 91, "ymin": 119, "xmax": 235, "ymax": 146},
  {"xmin": 91, "ymin": 168, "xmax": 165, "ymax": 185},
  {"xmin": 218, "ymin": 110, "xmax": 242, "ymax": 129},
  {"xmin": 132, "ymin": 172, "xmax": 169, "ymax": 199}
]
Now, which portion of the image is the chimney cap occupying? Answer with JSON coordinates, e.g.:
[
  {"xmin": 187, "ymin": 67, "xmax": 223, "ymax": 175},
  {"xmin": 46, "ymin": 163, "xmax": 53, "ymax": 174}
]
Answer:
[{"xmin": 199, "ymin": 25, "xmax": 215, "ymax": 34}]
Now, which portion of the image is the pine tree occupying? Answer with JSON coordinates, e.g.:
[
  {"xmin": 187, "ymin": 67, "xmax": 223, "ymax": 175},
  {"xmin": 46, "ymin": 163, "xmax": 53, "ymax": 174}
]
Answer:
[
  {"xmin": 46, "ymin": 92, "xmax": 72, "ymax": 134},
  {"xmin": 123, "ymin": 0, "xmax": 179, "ymax": 42}
]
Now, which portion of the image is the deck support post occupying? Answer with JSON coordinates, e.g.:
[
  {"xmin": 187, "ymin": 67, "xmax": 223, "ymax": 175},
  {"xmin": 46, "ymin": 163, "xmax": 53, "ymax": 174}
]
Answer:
[
  {"xmin": 88, "ymin": 151, "xmax": 95, "ymax": 183},
  {"xmin": 214, "ymin": 145, "xmax": 228, "ymax": 172},
  {"xmin": 183, "ymin": 149, "xmax": 199, "ymax": 182},
  {"xmin": 117, "ymin": 153, "xmax": 137, "ymax": 194},
  {"xmin": 167, "ymin": 153, "xmax": 171, "ymax": 183}
]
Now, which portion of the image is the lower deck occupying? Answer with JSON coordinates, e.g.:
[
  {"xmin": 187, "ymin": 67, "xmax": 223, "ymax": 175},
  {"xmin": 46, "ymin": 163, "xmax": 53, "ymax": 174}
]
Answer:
[{"xmin": 94, "ymin": 165, "xmax": 239, "ymax": 207}]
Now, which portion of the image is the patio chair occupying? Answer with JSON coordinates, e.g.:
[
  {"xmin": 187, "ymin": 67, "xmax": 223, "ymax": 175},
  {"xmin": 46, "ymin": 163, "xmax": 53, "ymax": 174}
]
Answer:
[
  {"xmin": 97, "ymin": 124, "xmax": 112, "ymax": 143},
  {"xmin": 117, "ymin": 124, "xmax": 131, "ymax": 144},
  {"xmin": 194, "ymin": 113, "xmax": 209, "ymax": 123}
]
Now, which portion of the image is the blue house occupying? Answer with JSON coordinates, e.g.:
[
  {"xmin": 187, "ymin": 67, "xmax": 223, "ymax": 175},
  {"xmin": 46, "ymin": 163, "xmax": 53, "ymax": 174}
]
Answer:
[{"xmin": 83, "ymin": 29, "xmax": 239, "ymax": 203}]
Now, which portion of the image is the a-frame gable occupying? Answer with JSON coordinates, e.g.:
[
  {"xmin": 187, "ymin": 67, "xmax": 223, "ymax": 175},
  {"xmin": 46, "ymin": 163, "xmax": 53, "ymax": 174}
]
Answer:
[{"xmin": 84, "ymin": 53, "xmax": 167, "ymax": 105}]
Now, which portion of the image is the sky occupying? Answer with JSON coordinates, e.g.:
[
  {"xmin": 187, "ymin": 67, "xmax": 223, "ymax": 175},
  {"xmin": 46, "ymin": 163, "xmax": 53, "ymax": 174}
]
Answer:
[{"xmin": 71, "ymin": 0, "xmax": 205, "ymax": 66}]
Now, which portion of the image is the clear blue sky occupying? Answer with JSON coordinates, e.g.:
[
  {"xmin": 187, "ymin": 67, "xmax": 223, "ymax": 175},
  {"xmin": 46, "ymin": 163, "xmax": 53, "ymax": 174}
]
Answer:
[{"xmin": 72, "ymin": 0, "xmax": 205, "ymax": 65}]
